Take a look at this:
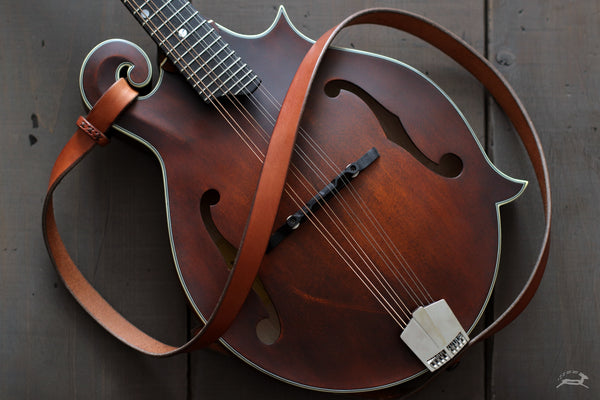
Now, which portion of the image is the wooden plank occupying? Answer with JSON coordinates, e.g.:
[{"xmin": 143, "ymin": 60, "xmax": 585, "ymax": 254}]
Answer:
[
  {"xmin": 9, "ymin": 0, "xmax": 585, "ymax": 399},
  {"xmin": 0, "ymin": 1, "xmax": 188, "ymax": 398},
  {"xmin": 187, "ymin": 1, "xmax": 487, "ymax": 399},
  {"xmin": 488, "ymin": 0, "xmax": 600, "ymax": 398}
]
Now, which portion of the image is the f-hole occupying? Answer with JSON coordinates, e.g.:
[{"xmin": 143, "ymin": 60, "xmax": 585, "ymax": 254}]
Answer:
[
  {"xmin": 199, "ymin": 189, "xmax": 281, "ymax": 345},
  {"xmin": 324, "ymin": 79, "xmax": 463, "ymax": 178}
]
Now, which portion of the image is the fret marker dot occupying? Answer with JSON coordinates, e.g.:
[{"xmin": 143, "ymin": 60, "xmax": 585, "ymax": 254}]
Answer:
[
  {"xmin": 141, "ymin": 9, "xmax": 150, "ymax": 19},
  {"xmin": 178, "ymin": 28, "xmax": 188, "ymax": 38}
]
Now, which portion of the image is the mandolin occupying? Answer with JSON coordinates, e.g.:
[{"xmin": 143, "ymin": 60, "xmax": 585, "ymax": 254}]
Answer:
[{"xmin": 44, "ymin": 0, "xmax": 551, "ymax": 396}]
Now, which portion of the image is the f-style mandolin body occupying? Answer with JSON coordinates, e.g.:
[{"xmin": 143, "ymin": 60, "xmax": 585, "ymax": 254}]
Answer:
[{"xmin": 79, "ymin": 9, "xmax": 524, "ymax": 392}]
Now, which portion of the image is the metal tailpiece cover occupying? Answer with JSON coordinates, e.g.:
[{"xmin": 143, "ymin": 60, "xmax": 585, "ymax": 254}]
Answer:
[{"xmin": 400, "ymin": 299, "xmax": 469, "ymax": 372}]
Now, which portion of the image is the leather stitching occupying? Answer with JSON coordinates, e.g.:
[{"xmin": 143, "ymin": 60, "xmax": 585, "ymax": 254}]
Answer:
[{"xmin": 77, "ymin": 115, "xmax": 109, "ymax": 146}]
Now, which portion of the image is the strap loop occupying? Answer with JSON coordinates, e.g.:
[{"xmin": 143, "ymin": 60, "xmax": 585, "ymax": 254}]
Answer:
[{"xmin": 76, "ymin": 115, "xmax": 110, "ymax": 146}]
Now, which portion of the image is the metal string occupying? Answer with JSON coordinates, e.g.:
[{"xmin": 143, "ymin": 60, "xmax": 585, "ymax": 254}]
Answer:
[
  {"xmin": 121, "ymin": 0, "xmax": 437, "ymax": 325},
  {"xmin": 124, "ymin": 0, "xmax": 419, "ymax": 324},
  {"xmin": 124, "ymin": 0, "xmax": 426, "ymax": 324}
]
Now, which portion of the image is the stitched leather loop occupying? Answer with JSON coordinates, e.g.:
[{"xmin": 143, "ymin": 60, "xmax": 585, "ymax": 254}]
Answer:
[{"xmin": 76, "ymin": 115, "xmax": 110, "ymax": 146}]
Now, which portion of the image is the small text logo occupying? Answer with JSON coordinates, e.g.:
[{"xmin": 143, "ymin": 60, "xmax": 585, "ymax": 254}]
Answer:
[{"xmin": 556, "ymin": 370, "xmax": 589, "ymax": 389}]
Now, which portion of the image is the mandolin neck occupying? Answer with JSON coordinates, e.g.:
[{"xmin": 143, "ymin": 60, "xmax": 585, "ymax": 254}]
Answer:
[{"xmin": 121, "ymin": 0, "xmax": 261, "ymax": 102}]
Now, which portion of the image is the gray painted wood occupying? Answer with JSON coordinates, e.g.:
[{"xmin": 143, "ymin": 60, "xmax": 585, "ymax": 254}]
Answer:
[
  {"xmin": 0, "ymin": 0, "xmax": 593, "ymax": 398},
  {"xmin": 488, "ymin": 0, "xmax": 600, "ymax": 399},
  {"xmin": 0, "ymin": 1, "xmax": 188, "ymax": 399}
]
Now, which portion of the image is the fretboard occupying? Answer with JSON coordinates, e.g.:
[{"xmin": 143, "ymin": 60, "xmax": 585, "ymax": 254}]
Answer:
[{"xmin": 122, "ymin": 0, "xmax": 261, "ymax": 102}]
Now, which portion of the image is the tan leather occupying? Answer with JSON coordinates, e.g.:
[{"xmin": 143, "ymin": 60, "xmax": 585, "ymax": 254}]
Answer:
[
  {"xmin": 43, "ymin": 9, "xmax": 550, "ymax": 359},
  {"xmin": 43, "ymin": 79, "xmax": 178, "ymax": 354}
]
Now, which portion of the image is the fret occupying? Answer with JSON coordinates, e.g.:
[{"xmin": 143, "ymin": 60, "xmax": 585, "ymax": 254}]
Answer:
[
  {"xmin": 190, "ymin": 80, "xmax": 208, "ymax": 98},
  {"xmin": 158, "ymin": 31, "xmax": 176, "ymax": 48},
  {"xmin": 213, "ymin": 53, "xmax": 238, "ymax": 73},
  {"xmin": 171, "ymin": 46, "xmax": 190, "ymax": 64},
  {"xmin": 165, "ymin": 39, "xmax": 183, "ymax": 57},
  {"xmin": 153, "ymin": 2, "xmax": 187, "ymax": 33},
  {"xmin": 127, "ymin": 0, "xmax": 150, "ymax": 16},
  {"xmin": 159, "ymin": 10, "xmax": 199, "ymax": 47},
  {"xmin": 170, "ymin": 22, "xmax": 211, "ymax": 63},
  {"xmin": 202, "ymin": 41, "xmax": 230, "ymax": 66},
  {"xmin": 231, "ymin": 70, "xmax": 254, "ymax": 94},
  {"xmin": 123, "ymin": 0, "xmax": 152, "ymax": 25},
  {"xmin": 202, "ymin": 53, "xmax": 240, "ymax": 86},
  {"xmin": 183, "ymin": 29, "xmax": 218, "ymax": 66},
  {"xmin": 166, "ymin": 18, "xmax": 205, "ymax": 56},
  {"xmin": 232, "ymin": 68, "xmax": 260, "ymax": 95},
  {"xmin": 194, "ymin": 44, "xmax": 229, "ymax": 86},
  {"xmin": 191, "ymin": 79, "xmax": 206, "ymax": 93},
  {"xmin": 209, "ymin": 62, "xmax": 246, "ymax": 94},
  {"xmin": 236, "ymin": 75, "xmax": 261, "ymax": 95},
  {"xmin": 190, "ymin": 38, "xmax": 225, "ymax": 72},
  {"xmin": 183, "ymin": 19, "xmax": 208, "ymax": 47},
  {"xmin": 201, "ymin": 56, "xmax": 240, "ymax": 91},
  {"xmin": 144, "ymin": 0, "xmax": 172, "ymax": 27},
  {"xmin": 186, "ymin": 25, "xmax": 214, "ymax": 57}
]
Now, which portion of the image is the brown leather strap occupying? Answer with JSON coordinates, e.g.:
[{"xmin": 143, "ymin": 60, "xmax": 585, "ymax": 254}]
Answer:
[
  {"xmin": 43, "ymin": 73, "xmax": 306, "ymax": 354},
  {"xmin": 45, "ymin": 9, "xmax": 550, "ymax": 357},
  {"xmin": 43, "ymin": 79, "xmax": 181, "ymax": 354}
]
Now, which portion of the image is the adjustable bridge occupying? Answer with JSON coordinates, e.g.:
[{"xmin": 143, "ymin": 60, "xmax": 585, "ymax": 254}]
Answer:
[{"xmin": 267, "ymin": 147, "xmax": 379, "ymax": 252}]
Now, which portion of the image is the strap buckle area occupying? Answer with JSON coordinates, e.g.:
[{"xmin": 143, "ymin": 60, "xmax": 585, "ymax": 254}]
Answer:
[{"xmin": 77, "ymin": 115, "xmax": 110, "ymax": 146}]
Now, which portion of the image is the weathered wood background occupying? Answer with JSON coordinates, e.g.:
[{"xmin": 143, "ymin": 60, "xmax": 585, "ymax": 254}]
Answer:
[{"xmin": 1, "ymin": 0, "xmax": 597, "ymax": 398}]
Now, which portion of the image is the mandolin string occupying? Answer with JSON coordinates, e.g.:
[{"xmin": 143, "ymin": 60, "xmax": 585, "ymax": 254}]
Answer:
[
  {"xmin": 294, "ymin": 118, "xmax": 436, "ymax": 304},
  {"xmin": 124, "ymin": 0, "xmax": 423, "ymax": 322},
  {"xmin": 233, "ymin": 64, "xmax": 435, "ymax": 306},
  {"xmin": 252, "ymin": 86, "xmax": 435, "ymax": 306},
  {"xmin": 196, "ymin": 44, "xmax": 428, "ymax": 317},
  {"xmin": 206, "ymin": 18, "xmax": 435, "ymax": 306},
  {"xmin": 252, "ymin": 26, "xmax": 434, "ymax": 304},
  {"xmin": 122, "ymin": 1, "xmax": 415, "ymax": 325},
  {"xmin": 123, "ymin": 0, "xmax": 429, "ymax": 322},
  {"xmin": 244, "ymin": 91, "xmax": 429, "ymax": 308},
  {"xmin": 129, "ymin": 0, "xmax": 414, "ymax": 316},
  {"xmin": 133, "ymin": 0, "xmax": 433, "ymax": 325},
  {"xmin": 123, "ymin": 0, "xmax": 400, "ymax": 310},
  {"xmin": 124, "ymin": 0, "xmax": 420, "ymax": 323},
  {"xmin": 221, "ymin": 77, "xmax": 424, "ymax": 311},
  {"xmin": 209, "ymin": 34, "xmax": 436, "ymax": 310}
]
